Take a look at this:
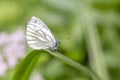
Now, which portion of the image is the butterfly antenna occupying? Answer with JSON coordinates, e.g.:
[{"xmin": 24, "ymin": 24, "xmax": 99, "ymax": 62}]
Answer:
[{"xmin": 61, "ymin": 32, "xmax": 71, "ymax": 41}]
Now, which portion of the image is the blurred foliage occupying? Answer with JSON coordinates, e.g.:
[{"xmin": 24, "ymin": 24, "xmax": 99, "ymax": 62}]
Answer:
[{"xmin": 0, "ymin": 0, "xmax": 120, "ymax": 80}]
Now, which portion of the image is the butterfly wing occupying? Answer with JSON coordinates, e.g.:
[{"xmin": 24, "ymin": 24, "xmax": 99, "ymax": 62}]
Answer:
[{"xmin": 26, "ymin": 16, "xmax": 56, "ymax": 49}]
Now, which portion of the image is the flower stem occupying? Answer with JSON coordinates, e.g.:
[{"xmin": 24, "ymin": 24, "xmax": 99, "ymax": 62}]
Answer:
[{"xmin": 46, "ymin": 50, "xmax": 101, "ymax": 80}]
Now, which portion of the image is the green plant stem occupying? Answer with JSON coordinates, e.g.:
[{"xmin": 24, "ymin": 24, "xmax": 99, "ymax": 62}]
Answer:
[
  {"xmin": 79, "ymin": 6, "xmax": 109, "ymax": 80},
  {"xmin": 46, "ymin": 50, "xmax": 101, "ymax": 80},
  {"xmin": 13, "ymin": 50, "xmax": 101, "ymax": 80}
]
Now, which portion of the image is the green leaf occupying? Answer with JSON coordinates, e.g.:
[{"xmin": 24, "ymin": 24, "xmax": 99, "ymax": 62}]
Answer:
[
  {"xmin": 12, "ymin": 50, "xmax": 47, "ymax": 80},
  {"xmin": 13, "ymin": 50, "xmax": 100, "ymax": 80}
]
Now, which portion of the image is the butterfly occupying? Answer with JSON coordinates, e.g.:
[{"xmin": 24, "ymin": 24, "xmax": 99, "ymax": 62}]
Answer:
[{"xmin": 26, "ymin": 16, "xmax": 60, "ymax": 51}]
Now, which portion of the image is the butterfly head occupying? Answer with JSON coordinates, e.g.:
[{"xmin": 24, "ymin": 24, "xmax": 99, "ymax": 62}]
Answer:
[{"xmin": 56, "ymin": 40, "xmax": 61, "ymax": 45}]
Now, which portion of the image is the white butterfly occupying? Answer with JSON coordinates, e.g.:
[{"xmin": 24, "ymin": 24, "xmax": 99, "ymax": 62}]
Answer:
[{"xmin": 26, "ymin": 16, "xmax": 60, "ymax": 50}]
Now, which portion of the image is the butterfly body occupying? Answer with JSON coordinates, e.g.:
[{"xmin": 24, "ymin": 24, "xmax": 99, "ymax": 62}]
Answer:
[
  {"xmin": 49, "ymin": 40, "xmax": 61, "ymax": 51},
  {"xmin": 26, "ymin": 16, "xmax": 60, "ymax": 51}
]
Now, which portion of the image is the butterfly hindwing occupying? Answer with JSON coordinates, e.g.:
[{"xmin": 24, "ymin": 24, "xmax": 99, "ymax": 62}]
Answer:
[{"xmin": 26, "ymin": 16, "xmax": 56, "ymax": 49}]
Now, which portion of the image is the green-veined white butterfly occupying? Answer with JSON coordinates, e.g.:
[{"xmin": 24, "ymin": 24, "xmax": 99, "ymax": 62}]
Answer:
[{"xmin": 26, "ymin": 16, "xmax": 60, "ymax": 51}]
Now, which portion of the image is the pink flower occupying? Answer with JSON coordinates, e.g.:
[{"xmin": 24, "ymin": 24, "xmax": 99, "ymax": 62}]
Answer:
[
  {"xmin": 0, "ymin": 54, "xmax": 7, "ymax": 76},
  {"xmin": 0, "ymin": 29, "xmax": 26, "ymax": 76},
  {"xmin": 0, "ymin": 32, "xmax": 9, "ymax": 46},
  {"xmin": 10, "ymin": 29, "xmax": 25, "ymax": 43}
]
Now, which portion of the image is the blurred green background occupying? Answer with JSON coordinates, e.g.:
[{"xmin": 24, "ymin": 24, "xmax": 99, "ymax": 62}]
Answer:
[{"xmin": 0, "ymin": 0, "xmax": 120, "ymax": 80}]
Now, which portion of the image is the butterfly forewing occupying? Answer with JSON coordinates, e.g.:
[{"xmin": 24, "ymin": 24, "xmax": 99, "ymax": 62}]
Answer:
[{"xmin": 26, "ymin": 16, "xmax": 56, "ymax": 49}]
